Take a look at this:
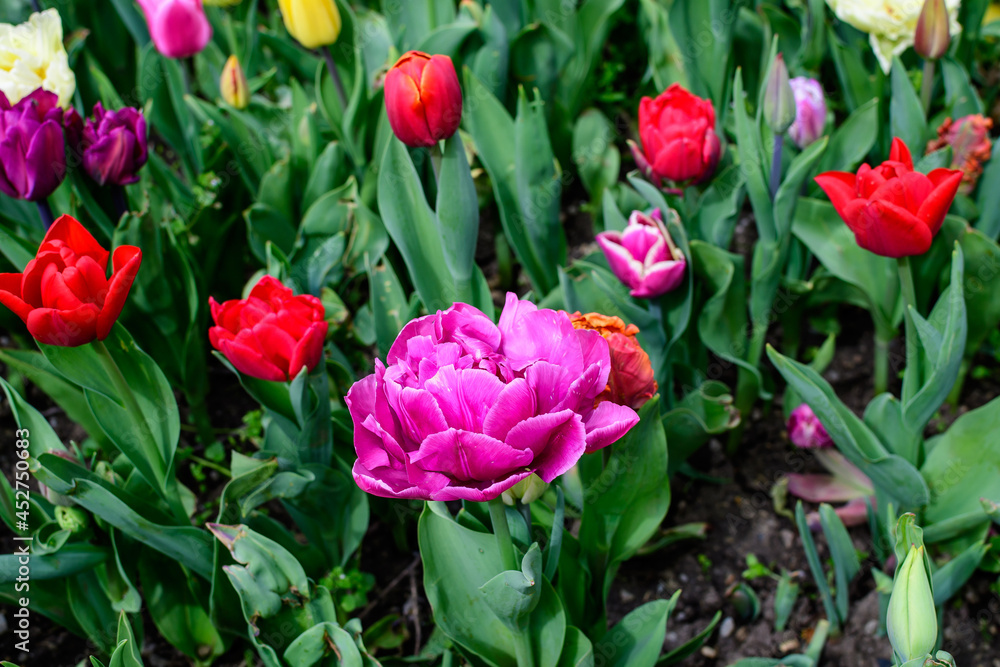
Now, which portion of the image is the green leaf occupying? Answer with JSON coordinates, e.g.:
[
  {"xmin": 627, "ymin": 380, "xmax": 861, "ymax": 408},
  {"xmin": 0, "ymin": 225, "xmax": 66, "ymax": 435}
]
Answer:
[
  {"xmin": 368, "ymin": 260, "xmax": 418, "ymax": 360},
  {"xmin": 732, "ymin": 70, "xmax": 773, "ymax": 240},
  {"xmin": 658, "ymin": 610, "xmax": 721, "ymax": 665},
  {"xmin": 922, "ymin": 397, "xmax": 1000, "ymax": 525},
  {"xmin": 0, "ymin": 376, "xmax": 66, "ymax": 457},
  {"xmin": 815, "ymin": 98, "xmax": 879, "ymax": 174},
  {"xmin": 556, "ymin": 627, "xmax": 594, "ymax": 667},
  {"xmin": 818, "ymin": 504, "xmax": 861, "ymax": 623},
  {"xmin": 931, "ymin": 540, "xmax": 988, "ymax": 605},
  {"xmin": 67, "ymin": 568, "xmax": 119, "ymax": 654},
  {"xmin": 436, "ymin": 132, "xmax": 480, "ymax": 284},
  {"xmin": 795, "ymin": 502, "xmax": 839, "ymax": 632},
  {"xmin": 890, "ymin": 57, "xmax": 927, "ymax": 156},
  {"xmin": 140, "ymin": 549, "xmax": 226, "ymax": 662},
  {"xmin": 941, "ymin": 57, "xmax": 983, "ymax": 118},
  {"xmin": 767, "ymin": 347, "xmax": 930, "ymax": 510},
  {"xmin": 283, "ymin": 622, "xmax": 363, "ymax": 667},
  {"xmin": 108, "ymin": 612, "xmax": 143, "ymax": 667},
  {"xmin": 35, "ymin": 454, "xmax": 214, "ymax": 578},
  {"xmin": 479, "ymin": 544, "xmax": 543, "ymax": 633},
  {"xmin": 592, "ymin": 598, "xmax": 672, "ymax": 667}
]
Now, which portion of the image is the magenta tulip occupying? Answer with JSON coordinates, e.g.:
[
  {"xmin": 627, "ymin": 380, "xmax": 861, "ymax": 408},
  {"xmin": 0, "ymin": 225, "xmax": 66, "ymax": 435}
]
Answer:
[
  {"xmin": 595, "ymin": 209, "xmax": 687, "ymax": 299},
  {"xmin": 136, "ymin": 0, "xmax": 212, "ymax": 59},
  {"xmin": 346, "ymin": 294, "xmax": 640, "ymax": 501}
]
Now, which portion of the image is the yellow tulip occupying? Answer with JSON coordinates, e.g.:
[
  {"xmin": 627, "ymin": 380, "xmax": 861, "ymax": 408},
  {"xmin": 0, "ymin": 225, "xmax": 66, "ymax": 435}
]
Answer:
[
  {"xmin": 220, "ymin": 55, "xmax": 250, "ymax": 109},
  {"xmin": 277, "ymin": 0, "xmax": 342, "ymax": 50},
  {"xmin": 0, "ymin": 9, "xmax": 76, "ymax": 108}
]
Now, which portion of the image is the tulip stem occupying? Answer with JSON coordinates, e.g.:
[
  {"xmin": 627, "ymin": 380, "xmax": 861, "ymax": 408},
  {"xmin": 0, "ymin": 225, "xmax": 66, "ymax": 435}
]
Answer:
[
  {"xmin": 112, "ymin": 187, "xmax": 129, "ymax": 221},
  {"xmin": 323, "ymin": 46, "xmax": 348, "ymax": 110},
  {"xmin": 897, "ymin": 256, "xmax": 921, "ymax": 395},
  {"xmin": 874, "ymin": 334, "xmax": 891, "ymax": 396},
  {"xmin": 35, "ymin": 200, "xmax": 54, "ymax": 230},
  {"xmin": 488, "ymin": 498, "xmax": 518, "ymax": 572},
  {"xmin": 770, "ymin": 134, "xmax": 785, "ymax": 199},
  {"xmin": 920, "ymin": 60, "xmax": 936, "ymax": 115}
]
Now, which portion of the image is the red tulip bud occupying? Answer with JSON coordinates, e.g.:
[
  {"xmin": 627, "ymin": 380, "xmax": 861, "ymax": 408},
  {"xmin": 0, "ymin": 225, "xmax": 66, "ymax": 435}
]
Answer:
[
  {"xmin": 915, "ymin": 0, "xmax": 951, "ymax": 60},
  {"xmin": 384, "ymin": 51, "xmax": 462, "ymax": 148}
]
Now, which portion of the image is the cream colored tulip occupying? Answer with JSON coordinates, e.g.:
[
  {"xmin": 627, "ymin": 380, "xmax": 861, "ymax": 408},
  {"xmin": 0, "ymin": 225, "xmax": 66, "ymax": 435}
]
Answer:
[
  {"xmin": 826, "ymin": 0, "xmax": 960, "ymax": 73},
  {"xmin": 0, "ymin": 9, "xmax": 76, "ymax": 108}
]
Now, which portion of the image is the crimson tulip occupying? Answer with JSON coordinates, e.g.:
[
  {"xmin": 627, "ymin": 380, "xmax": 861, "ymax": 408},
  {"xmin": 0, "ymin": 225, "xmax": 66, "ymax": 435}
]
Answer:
[
  {"xmin": 209, "ymin": 276, "xmax": 327, "ymax": 382},
  {"xmin": 384, "ymin": 51, "xmax": 462, "ymax": 148},
  {"xmin": 0, "ymin": 215, "xmax": 142, "ymax": 346},
  {"xmin": 814, "ymin": 138, "xmax": 963, "ymax": 258},
  {"xmin": 631, "ymin": 83, "xmax": 721, "ymax": 185}
]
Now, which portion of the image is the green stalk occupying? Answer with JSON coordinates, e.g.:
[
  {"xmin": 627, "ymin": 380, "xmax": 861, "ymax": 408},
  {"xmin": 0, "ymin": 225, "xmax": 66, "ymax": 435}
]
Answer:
[
  {"xmin": 93, "ymin": 339, "xmax": 188, "ymax": 522},
  {"xmin": 488, "ymin": 498, "xmax": 518, "ymax": 572},
  {"xmin": 488, "ymin": 498, "xmax": 535, "ymax": 667},
  {"xmin": 874, "ymin": 333, "xmax": 891, "ymax": 396},
  {"xmin": 897, "ymin": 256, "xmax": 919, "ymax": 364},
  {"xmin": 920, "ymin": 60, "xmax": 936, "ymax": 115}
]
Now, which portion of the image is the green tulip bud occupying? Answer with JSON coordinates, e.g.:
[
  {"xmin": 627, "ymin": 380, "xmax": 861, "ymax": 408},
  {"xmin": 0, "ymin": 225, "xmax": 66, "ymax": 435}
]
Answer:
[
  {"xmin": 764, "ymin": 53, "xmax": 796, "ymax": 135},
  {"xmin": 501, "ymin": 474, "xmax": 548, "ymax": 506},
  {"xmin": 56, "ymin": 506, "xmax": 90, "ymax": 535},
  {"xmin": 887, "ymin": 545, "xmax": 937, "ymax": 662}
]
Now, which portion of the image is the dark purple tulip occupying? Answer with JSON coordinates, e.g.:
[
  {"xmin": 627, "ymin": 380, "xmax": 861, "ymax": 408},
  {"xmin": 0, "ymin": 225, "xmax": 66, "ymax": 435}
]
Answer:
[
  {"xmin": 0, "ymin": 89, "xmax": 69, "ymax": 202},
  {"xmin": 81, "ymin": 103, "xmax": 148, "ymax": 187}
]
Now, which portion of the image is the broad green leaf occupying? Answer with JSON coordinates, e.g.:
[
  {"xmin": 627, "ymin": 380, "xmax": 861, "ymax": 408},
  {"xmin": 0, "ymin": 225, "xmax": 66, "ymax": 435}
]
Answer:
[
  {"xmin": 815, "ymin": 98, "xmax": 879, "ymax": 174},
  {"xmin": 890, "ymin": 57, "xmax": 927, "ymax": 156},
  {"xmin": 436, "ymin": 132, "xmax": 479, "ymax": 284},
  {"xmin": 591, "ymin": 598, "xmax": 672, "ymax": 667}
]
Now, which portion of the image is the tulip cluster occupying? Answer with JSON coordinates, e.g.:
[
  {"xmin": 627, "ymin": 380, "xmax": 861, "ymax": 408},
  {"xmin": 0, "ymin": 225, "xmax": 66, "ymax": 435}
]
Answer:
[
  {"xmin": 815, "ymin": 138, "xmax": 963, "ymax": 258},
  {"xmin": 346, "ymin": 295, "xmax": 640, "ymax": 501},
  {"xmin": 0, "ymin": 215, "xmax": 142, "ymax": 346}
]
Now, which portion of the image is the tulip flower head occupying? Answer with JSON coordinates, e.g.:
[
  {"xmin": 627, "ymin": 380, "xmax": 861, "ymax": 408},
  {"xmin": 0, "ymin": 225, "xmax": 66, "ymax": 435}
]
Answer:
[
  {"xmin": 81, "ymin": 103, "xmax": 148, "ymax": 187},
  {"xmin": 384, "ymin": 51, "xmax": 463, "ymax": 148},
  {"xmin": 814, "ymin": 138, "xmax": 963, "ymax": 258},
  {"xmin": 595, "ymin": 209, "xmax": 687, "ymax": 299},
  {"xmin": 346, "ymin": 294, "xmax": 640, "ymax": 501},
  {"xmin": 887, "ymin": 545, "xmax": 937, "ymax": 662},
  {"xmin": 220, "ymin": 55, "xmax": 250, "ymax": 109},
  {"xmin": 277, "ymin": 0, "xmax": 342, "ymax": 50},
  {"xmin": 0, "ymin": 89, "xmax": 72, "ymax": 202},
  {"xmin": 568, "ymin": 312, "xmax": 658, "ymax": 410},
  {"xmin": 915, "ymin": 0, "xmax": 951, "ymax": 60},
  {"xmin": 764, "ymin": 54, "xmax": 796, "ymax": 135},
  {"xmin": 209, "ymin": 276, "xmax": 328, "ymax": 382},
  {"xmin": 788, "ymin": 77, "xmax": 827, "ymax": 149},
  {"xmin": 0, "ymin": 10, "xmax": 76, "ymax": 108},
  {"xmin": 0, "ymin": 215, "xmax": 142, "ymax": 346},
  {"xmin": 631, "ymin": 83, "xmax": 720, "ymax": 186},
  {"xmin": 927, "ymin": 114, "xmax": 993, "ymax": 195},
  {"xmin": 787, "ymin": 404, "xmax": 833, "ymax": 449},
  {"xmin": 136, "ymin": 0, "xmax": 212, "ymax": 59}
]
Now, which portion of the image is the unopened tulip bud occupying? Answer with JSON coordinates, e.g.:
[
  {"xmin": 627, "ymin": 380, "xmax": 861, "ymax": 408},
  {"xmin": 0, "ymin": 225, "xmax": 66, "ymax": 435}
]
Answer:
[
  {"xmin": 915, "ymin": 0, "xmax": 951, "ymax": 60},
  {"xmin": 501, "ymin": 474, "xmax": 548, "ymax": 506},
  {"xmin": 56, "ymin": 506, "xmax": 90, "ymax": 534},
  {"xmin": 384, "ymin": 51, "xmax": 463, "ymax": 148},
  {"xmin": 887, "ymin": 545, "xmax": 937, "ymax": 662},
  {"xmin": 764, "ymin": 54, "xmax": 796, "ymax": 135},
  {"xmin": 278, "ymin": 0, "xmax": 342, "ymax": 49},
  {"xmin": 221, "ymin": 55, "xmax": 250, "ymax": 109}
]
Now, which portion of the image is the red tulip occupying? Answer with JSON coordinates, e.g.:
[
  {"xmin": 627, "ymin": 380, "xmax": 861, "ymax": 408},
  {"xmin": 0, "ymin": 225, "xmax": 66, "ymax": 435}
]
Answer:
[
  {"xmin": 814, "ymin": 138, "xmax": 963, "ymax": 258},
  {"xmin": 384, "ymin": 51, "xmax": 462, "ymax": 148},
  {"xmin": 0, "ymin": 215, "xmax": 142, "ymax": 346},
  {"xmin": 209, "ymin": 276, "xmax": 327, "ymax": 382},
  {"xmin": 631, "ymin": 83, "xmax": 721, "ymax": 186}
]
